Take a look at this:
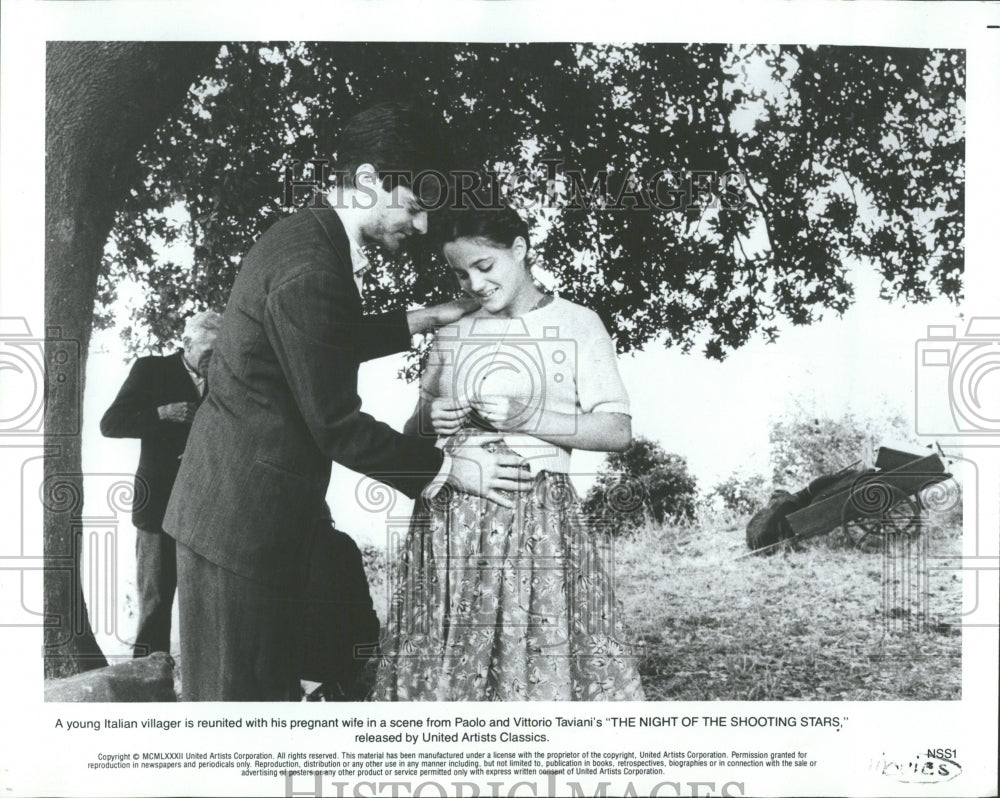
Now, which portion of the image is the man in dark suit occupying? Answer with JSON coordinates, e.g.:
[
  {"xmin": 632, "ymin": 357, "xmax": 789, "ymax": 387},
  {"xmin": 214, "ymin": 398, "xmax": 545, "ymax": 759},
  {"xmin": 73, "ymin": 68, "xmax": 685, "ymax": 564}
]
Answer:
[
  {"xmin": 101, "ymin": 310, "xmax": 221, "ymax": 657},
  {"xmin": 163, "ymin": 103, "xmax": 532, "ymax": 701}
]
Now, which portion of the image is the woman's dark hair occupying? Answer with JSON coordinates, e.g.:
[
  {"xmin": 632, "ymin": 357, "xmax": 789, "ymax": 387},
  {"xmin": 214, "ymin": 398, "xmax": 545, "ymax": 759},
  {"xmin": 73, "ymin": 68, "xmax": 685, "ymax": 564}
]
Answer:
[
  {"xmin": 436, "ymin": 204, "xmax": 531, "ymax": 253},
  {"xmin": 336, "ymin": 102, "xmax": 449, "ymax": 193}
]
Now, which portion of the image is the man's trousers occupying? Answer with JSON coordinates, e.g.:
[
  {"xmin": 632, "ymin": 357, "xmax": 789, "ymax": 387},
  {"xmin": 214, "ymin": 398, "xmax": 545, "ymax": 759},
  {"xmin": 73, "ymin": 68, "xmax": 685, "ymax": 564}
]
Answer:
[
  {"xmin": 175, "ymin": 541, "xmax": 300, "ymax": 701},
  {"xmin": 133, "ymin": 527, "xmax": 177, "ymax": 657}
]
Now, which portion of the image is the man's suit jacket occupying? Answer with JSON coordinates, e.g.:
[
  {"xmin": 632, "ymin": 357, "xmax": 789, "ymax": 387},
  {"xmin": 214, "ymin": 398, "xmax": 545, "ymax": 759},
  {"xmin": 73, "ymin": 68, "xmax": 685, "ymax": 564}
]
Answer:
[
  {"xmin": 163, "ymin": 208, "xmax": 444, "ymax": 588},
  {"xmin": 100, "ymin": 351, "xmax": 201, "ymax": 532}
]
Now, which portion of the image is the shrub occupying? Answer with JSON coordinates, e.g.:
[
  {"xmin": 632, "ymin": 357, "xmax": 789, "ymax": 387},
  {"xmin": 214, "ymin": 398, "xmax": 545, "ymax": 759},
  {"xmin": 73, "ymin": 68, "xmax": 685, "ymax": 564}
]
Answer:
[
  {"xmin": 769, "ymin": 407, "xmax": 915, "ymax": 489},
  {"xmin": 583, "ymin": 437, "xmax": 698, "ymax": 534},
  {"xmin": 706, "ymin": 472, "xmax": 771, "ymax": 516}
]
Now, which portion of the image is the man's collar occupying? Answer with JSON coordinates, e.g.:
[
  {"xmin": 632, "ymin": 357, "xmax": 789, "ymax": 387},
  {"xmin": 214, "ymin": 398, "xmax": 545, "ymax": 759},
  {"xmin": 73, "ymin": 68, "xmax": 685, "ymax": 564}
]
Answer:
[
  {"xmin": 348, "ymin": 238, "xmax": 370, "ymax": 279},
  {"xmin": 180, "ymin": 349, "xmax": 205, "ymax": 395},
  {"xmin": 332, "ymin": 207, "xmax": 370, "ymax": 288},
  {"xmin": 180, "ymin": 350, "xmax": 198, "ymax": 377}
]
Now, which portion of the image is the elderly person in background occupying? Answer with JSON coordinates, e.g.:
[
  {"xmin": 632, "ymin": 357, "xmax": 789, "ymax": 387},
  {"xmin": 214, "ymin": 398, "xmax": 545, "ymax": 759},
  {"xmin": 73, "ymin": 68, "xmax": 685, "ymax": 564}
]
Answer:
[{"xmin": 101, "ymin": 310, "xmax": 222, "ymax": 657}]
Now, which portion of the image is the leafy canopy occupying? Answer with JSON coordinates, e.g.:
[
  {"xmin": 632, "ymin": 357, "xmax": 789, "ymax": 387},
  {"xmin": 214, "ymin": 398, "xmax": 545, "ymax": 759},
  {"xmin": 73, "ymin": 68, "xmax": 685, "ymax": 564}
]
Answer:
[{"xmin": 99, "ymin": 43, "xmax": 964, "ymax": 359}]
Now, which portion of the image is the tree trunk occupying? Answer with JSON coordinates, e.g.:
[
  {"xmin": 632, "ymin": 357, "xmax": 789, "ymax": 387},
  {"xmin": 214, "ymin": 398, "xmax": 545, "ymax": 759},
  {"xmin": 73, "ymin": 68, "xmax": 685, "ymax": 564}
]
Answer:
[{"xmin": 44, "ymin": 41, "xmax": 218, "ymax": 679}]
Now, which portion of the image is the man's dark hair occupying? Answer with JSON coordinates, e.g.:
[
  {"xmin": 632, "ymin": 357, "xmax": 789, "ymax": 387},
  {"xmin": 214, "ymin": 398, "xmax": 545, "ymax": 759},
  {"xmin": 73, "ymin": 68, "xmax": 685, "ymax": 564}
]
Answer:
[{"xmin": 335, "ymin": 102, "xmax": 449, "ymax": 194}]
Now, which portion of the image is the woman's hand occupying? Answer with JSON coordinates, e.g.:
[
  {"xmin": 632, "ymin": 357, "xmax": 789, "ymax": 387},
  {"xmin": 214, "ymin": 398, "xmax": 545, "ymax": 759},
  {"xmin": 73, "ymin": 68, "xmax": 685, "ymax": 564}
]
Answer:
[
  {"xmin": 430, "ymin": 397, "xmax": 472, "ymax": 436},
  {"xmin": 469, "ymin": 395, "xmax": 536, "ymax": 433}
]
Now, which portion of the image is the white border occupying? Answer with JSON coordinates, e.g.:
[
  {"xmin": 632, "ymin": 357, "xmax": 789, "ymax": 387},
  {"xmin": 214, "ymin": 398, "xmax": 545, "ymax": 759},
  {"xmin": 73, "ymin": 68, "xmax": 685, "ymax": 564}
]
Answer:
[{"xmin": 1, "ymin": 2, "xmax": 997, "ymax": 797}]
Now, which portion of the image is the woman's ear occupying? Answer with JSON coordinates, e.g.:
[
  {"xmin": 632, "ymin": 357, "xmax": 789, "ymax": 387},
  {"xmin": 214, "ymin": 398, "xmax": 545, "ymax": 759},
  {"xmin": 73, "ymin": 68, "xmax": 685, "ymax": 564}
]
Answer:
[{"xmin": 512, "ymin": 236, "xmax": 528, "ymax": 265}]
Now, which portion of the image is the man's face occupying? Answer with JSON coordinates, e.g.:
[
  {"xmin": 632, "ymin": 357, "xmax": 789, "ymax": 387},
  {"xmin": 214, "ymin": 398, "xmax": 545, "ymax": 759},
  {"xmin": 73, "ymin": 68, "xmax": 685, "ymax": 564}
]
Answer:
[
  {"xmin": 361, "ymin": 183, "xmax": 429, "ymax": 253},
  {"xmin": 185, "ymin": 330, "xmax": 219, "ymax": 377}
]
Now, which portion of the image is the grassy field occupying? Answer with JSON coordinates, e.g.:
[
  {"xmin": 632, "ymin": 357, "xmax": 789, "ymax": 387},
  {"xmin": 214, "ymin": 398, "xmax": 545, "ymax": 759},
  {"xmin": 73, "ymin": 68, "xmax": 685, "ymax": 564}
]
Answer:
[
  {"xmin": 613, "ymin": 511, "xmax": 963, "ymax": 701},
  {"xmin": 366, "ymin": 508, "xmax": 963, "ymax": 702}
]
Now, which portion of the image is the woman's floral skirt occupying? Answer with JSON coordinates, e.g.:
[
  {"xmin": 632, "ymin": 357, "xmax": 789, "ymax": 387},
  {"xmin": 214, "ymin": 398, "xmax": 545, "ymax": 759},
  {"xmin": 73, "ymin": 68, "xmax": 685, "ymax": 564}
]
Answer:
[{"xmin": 372, "ymin": 453, "xmax": 645, "ymax": 701}]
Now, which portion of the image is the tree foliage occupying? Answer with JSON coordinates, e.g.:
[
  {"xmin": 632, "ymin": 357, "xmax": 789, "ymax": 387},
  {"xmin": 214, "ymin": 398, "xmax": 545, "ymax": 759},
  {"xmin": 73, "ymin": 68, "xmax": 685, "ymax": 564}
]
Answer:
[
  {"xmin": 583, "ymin": 437, "xmax": 699, "ymax": 532},
  {"xmin": 98, "ymin": 43, "xmax": 964, "ymax": 358}
]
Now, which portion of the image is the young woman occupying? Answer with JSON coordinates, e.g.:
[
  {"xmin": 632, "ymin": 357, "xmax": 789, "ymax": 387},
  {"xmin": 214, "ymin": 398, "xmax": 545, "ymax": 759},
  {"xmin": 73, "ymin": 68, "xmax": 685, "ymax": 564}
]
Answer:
[{"xmin": 373, "ymin": 205, "xmax": 645, "ymax": 701}]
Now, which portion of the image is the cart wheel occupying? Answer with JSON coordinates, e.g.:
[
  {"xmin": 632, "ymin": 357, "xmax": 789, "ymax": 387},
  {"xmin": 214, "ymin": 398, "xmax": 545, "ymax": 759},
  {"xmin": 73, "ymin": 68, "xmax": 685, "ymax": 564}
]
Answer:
[{"xmin": 843, "ymin": 494, "xmax": 923, "ymax": 551}]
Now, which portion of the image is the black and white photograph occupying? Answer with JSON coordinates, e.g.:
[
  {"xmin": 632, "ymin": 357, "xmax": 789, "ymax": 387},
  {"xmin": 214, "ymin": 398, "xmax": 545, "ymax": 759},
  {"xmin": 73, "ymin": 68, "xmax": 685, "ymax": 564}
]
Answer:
[{"xmin": 1, "ymin": 2, "xmax": 997, "ymax": 797}]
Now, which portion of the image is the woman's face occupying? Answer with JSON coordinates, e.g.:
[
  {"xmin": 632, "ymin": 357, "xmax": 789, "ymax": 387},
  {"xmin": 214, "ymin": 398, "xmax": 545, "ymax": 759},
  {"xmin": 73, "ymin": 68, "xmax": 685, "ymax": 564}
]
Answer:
[{"xmin": 443, "ymin": 235, "xmax": 530, "ymax": 315}]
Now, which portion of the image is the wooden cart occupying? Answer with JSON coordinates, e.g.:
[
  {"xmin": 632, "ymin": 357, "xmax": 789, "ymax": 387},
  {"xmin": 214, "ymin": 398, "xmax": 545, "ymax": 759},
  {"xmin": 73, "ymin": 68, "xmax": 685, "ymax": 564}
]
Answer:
[{"xmin": 747, "ymin": 447, "xmax": 953, "ymax": 552}]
